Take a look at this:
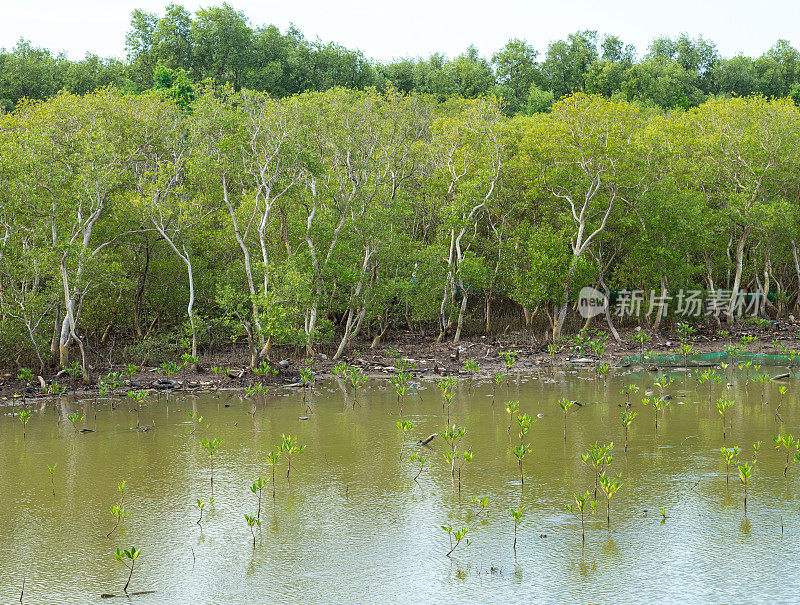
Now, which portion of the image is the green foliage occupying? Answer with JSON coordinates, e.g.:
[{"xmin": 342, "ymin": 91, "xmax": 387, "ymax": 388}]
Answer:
[
  {"xmin": 67, "ymin": 412, "xmax": 84, "ymax": 431},
  {"xmin": 2, "ymin": 78, "xmax": 800, "ymax": 368},
  {"xmin": 17, "ymin": 410, "xmax": 32, "ymax": 438},
  {"xmin": 17, "ymin": 367, "xmax": 34, "ymax": 382},
  {"xmin": 441, "ymin": 524, "xmax": 471, "ymax": 557},
  {"xmin": 113, "ymin": 546, "xmax": 141, "ymax": 594}
]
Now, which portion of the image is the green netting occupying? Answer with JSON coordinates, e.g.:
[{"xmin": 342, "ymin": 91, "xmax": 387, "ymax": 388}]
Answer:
[{"xmin": 619, "ymin": 352, "xmax": 800, "ymax": 367}]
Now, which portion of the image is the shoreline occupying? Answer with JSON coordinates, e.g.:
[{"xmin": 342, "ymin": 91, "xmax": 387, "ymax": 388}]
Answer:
[{"xmin": 3, "ymin": 320, "xmax": 800, "ymax": 403}]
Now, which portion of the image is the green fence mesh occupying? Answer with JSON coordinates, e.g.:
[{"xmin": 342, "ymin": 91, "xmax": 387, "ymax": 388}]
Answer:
[{"xmin": 619, "ymin": 351, "xmax": 800, "ymax": 368}]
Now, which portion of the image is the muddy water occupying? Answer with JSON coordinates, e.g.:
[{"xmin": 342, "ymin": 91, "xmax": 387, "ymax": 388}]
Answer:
[{"xmin": 2, "ymin": 368, "xmax": 800, "ymax": 603}]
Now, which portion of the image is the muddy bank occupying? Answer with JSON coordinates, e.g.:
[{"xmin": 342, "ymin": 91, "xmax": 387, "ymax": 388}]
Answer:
[{"xmin": 2, "ymin": 319, "xmax": 799, "ymax": 402}]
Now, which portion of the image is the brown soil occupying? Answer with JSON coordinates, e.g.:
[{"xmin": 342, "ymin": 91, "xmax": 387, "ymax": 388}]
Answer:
[{"xmin": 2, "ymin": 320, "xmax": 799, "ymax": 403}]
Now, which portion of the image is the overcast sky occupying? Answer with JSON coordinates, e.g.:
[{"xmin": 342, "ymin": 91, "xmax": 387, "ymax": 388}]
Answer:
[{"xmin": 3, "ymin": 0, "xmax": 799, "ymax": 62}]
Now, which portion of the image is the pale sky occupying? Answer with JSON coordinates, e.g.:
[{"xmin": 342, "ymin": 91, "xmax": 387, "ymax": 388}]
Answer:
[{"xmin": 2, "ymin": 0, "xmax": 799, "ymax": 62}]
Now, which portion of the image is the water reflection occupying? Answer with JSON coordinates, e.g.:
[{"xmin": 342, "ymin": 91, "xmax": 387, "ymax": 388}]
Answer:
[{"xmin": 0, "ymin": 367, "xmax": 799, "ymax": 602}]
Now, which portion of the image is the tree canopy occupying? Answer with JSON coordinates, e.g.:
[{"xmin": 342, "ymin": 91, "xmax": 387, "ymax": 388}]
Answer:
[{"xmin": 4, "ymin": 6, "xmax": 800, "ymax": 112}]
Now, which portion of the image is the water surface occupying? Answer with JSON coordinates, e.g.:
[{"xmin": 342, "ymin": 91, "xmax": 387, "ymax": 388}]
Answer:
[{"xmin": 1, "ymin": 368, "xmax": 799, "ymax": 604}]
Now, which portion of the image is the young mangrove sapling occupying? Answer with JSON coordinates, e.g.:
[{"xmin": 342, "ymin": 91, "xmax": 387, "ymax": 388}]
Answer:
[
  {"xmin": 598, "ymin": 472, "xmax": 623, "ymax": 529},
  {"xmin": 199, "ymin": 437, "xmax": 222, "ymax": 496},
  {"xmin": 113, "ymin": 547, "xmax": 141, "ymax": 595},
  {"xmin": 557, "ymin": 397, "xmax": 574, "ymax": 441},
  {"xmin": 510, "ymin": 507, "xmax": 525, "ymax": 558},
  {"xmin": 566, "ymin": 491, "xmax": 597, "ymax": 547}
]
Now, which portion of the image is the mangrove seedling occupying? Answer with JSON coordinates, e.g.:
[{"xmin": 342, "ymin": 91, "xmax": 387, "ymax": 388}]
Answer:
[
  {"xmin": 773, "ymin": 434, "xmax": 797, "ymax": 477},
  {"xmin": 127, "ymin": 389, "xmax": 147, "ymax": 428},
  {"xmin": 598, "ymin": 472, "xmax": 623, "ymax": 529},
  {"xmin": 621, "ymin": 384, "xmax": 639, "ymax": 408},
  {"xmin": 492, "ymin": 372, "xmax": 507, "ymax": 402},
  {"xmin": 347, "ymin": 366, "xmax": 367, "ymax": 406},
  {"xmin": 47, "ymin": 381, "xmax": 67, "ymax": 397},
  {"xmin": 546, "ymin": 342, "xmax": 563, "ymax": 360},
  {"xmin": 754, "ymin": 373, "xmax": 771, "ymax": 404},
  {"xmin": 47, "ymin": 464, "xmax": 57, "ymax": 496},
  {"xmin": 107, "ymin": 480, "xmax": 127, "ymax": 538},
  {"xmin": 510, "ymin": 507, "xmax": 525, "ymax": 558},
  {"xmin": 18, "ymin": 410, "xmax": 32, "ymax": 438},
  {"xmin": 633, "ymin": 331, "xmax": 652, "ymax": 361},
  {"xmin": 279, "ymin": 434, "xmax": 306, "ymax": 480},
  {"xmin": 643, "ymin": 397, "xmax": 664, "ymax": 432},
  {"xmin": 266, "ymin": 449, "xmax": 280, "ymax": 496},
  {"xmin": 108, "ymin": 504, "xmax": 129, "ymax": 539},
  {"xmin": 505, "ymin": 400, "xmax": 519, "ymax": 433},
  {"xmin": 516, "ymin": 413, "xmax": 534, "ymax": 442},
  {"xmin": 67, "ymin": 412, "xmax": 84, "ymax": 432},
  {"xmin": 245, "ymin": 383, "xmax": 266, "ymax": 416},
  {"xmin": 620, "ymin": 409, "xmax": 637, "ymax": 452},
  {"xmin": 436, "ymin": 377, "xmax": 456, "ymax": 423},
  {"xmin": 653, "ymin": 375, "xmax": 674, "ymax": 399},
  {"xmin": 63, "ymin": 361, "xmax": 83, "ymax": 383},
  {"xmin": 499, "ymin": 349, "xmax": 518, "ymax": 387},
  {"xmin": 724, "ymin": 343, "xmax": 744, "ymax": 362},
  {"xmin": 738, "ymin": 462, "xmax": 752, "ymax": 516},
  {"xmin": 389, "ymin": 369, "xmax": 411, "ymax": 415},
  {"xmin": 181, "ymin": 353, "xmax": 198, "ymax": 381},
  {"xmin": 195, "ymin": 498, "xmax": 206, "ymax": 532},
  {"xmin": 463, "ymin": 359, "xmax": 479, "ymax": 393},
  {"xmin": 158, "ymin": 360, "xmax": 182, "ymax": 378},
  {"xmin": 715, "ymin": 397, "xmax": 734, "ymax": 441},
  {"xmin": 676, "ymin": 321, "xmax": 696, "ymax": 343},
  {"xmin": 454, "ymin": 450, "xmax": 473, "ymax": 495},
  {"xmin": 397, "ymin": 420, "xmax": 414, "ymax": 460},
  {"xmin": 596, "ymin": 362, "xmax": 611, "ymax": 379},
  {"xmin": 752, "ymin": 440, "xmax": 763, "ymax": 466},
  {"xmin": 199, "ymin": 437, "xmax": 222, "ymax": 496},
  {"xmin": 676, "ymin": 342, "xmax": 696, "ymax": 370},
  {"xmin": 439, "ymin": 425, "xmax": 466, "ymax": 475},
  {"xmin": 739, "ymin": 361, "xmax": 753, "ymax": 388},
  {"xmin": 188, "ymin": 411, "xmax": 207, "ymax": 435},
  {"xmin": 250, "ymin": 477, "xmax": 266, "ymax": 521},
  {"xmin": 17, "ymin": 367, "xmax": 34, "ymax": 382},
  {"xmin": 210, "ymin": 365, "xmax": 224, "ymax": 387},
  {"xmin": 331, "ymin": 362, "xmax": 349, "ymax": 389},
  {"xmin": 513, "ymin": 442, "xmax": 530, "ymax": 488},
  {"xmin": 557, "ymin": 397, "xmax": 574, "ymax": 441},
  {"xmin": 244, "ymin": 514, "xmax": 261, "ymax": 550},
  {"xmin": 741, "ymin": 334, "xmax": 758, "ymax": 349},
  {"xmin": 566, "ymin": 491, "xmax": 597, "ymax": 547},
  {"xmin": 252, "ymin": 360, "xmax": 277, "ymax": 382},
  {"xmin": 410, "ymin": 452, "xmax": 430, "ymax": 482},
  {"xmin": 441, "ymin": 525, "xmax": 471, "ymax": 557},
  {"xmin": 581, "ymin": 442, "xmax": 614, "ymax": 499},
  {"xmin": 660, "ymin": 508, "xmax": 668, "ymax": 524},
  {"xmin": 720, "ymin": 446, "xmax": 740, "ymax": 485},
  {"xmin": 470, "ymin": 496, "xmax": 490, "ymax": 519},
  {"xmin": 113, "ymin": 547, "xmax": 141, "ymax": 595},
  {"xmin": 777, "ymin": 385, "xmax": 788, "ymax": 416},
  {"xmin": 299, "ymin": 365, "xmax": 315, "ymax": 401},
  {"xmin": 697, "ymin": 369, "xmax": 722, "ymax": 401}
]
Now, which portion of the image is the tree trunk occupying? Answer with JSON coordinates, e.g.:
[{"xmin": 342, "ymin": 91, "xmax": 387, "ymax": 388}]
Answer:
[
  {"xmin": 554, "ymin": 256, "xmax": 579, "ymax": 339},
  {"xmin": 223, "ymin": 179, "xmax": 265, "ymax": 359},
  {"xmin": 453, "ymin": 282, "xmax": 468, "ymax": 343},
  {"xmin": 727, "ymin": 230, "xmax": 748, "ymax": 321},
  {"xmin": 792, "ymin": 240, "xmax": 800, "ymax": 313},
  {"xmin": 653, "ymin": 273, "xmax": 667, "ymax": 330}
]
